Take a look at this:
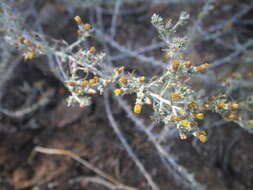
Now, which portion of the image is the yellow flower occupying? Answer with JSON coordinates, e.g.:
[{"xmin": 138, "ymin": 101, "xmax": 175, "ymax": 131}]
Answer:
[
  {"xmin": 133, "ymin": 104, "xmax": 142, "ymax": 114},
  {"xmin": 248, "ymin": 120, "xmax": 253, "ymax": 125},
  {"xmin": 169, "ymin": 115, "xmax": 181, "ymax": 122},
  {"xmin": 196, "ymin": 130, "xmax": 207, "ymax": 143},
  {"xmin": 196, "ymin": 63, "xmax": 209, "ymax": 72},
  {"xmin": 93, "ymin": 76, "xmax": 100, "ymax": 83},
  {"xmin": 187, "ymin": 102, "xmax": 198, "ymax": 110},
  {"xmin": 246, "ymin": 72, "xmax": 253, "ymax": 78},
  {"xmin": 89, "ymin": 46, "xmax": 96, "ymax": 54},
  {"xmin": 23, "ymin": 48, "xmax": 36, "ymax": 60},
  {"xmin": 198, "ymin": 135, "xmax": 207, "ymax": 143},
  {"xmin": 170, "ymin": 93, "xmax": 181, "ymax": 101},
  {"xmin": 80, "ymin": 80, "xmax": 89, "ymax": 87},
  {"xmin": 171, "ymin": 60, "xmax": 180, "ymax": 71},
  {"xmin": 83, "ymin": 23, "xmax": 91, "ymax": 31},
  {"xmin": 194, "ymin": 113, "xmax": 204, "ymax": 120},
  {"xmin": 16, "ymin": 36, "xmax": 25, "ymax": 44},
  {"xmin": 114, "ymin": 88, "xmax": 122, "ymax": 96},
  {"xmin": 139, "ymin": 76, "xmax": 145, "ymax": 82},
  {"xmin": 75, "ymin": 88, "xmax": 83, "ymax": 95},
  {"xmin": 226, "ymin": 111, "xmax": 238, "ymax": 121},
  {"xmin": 231, "ymin": 72, "xmax": 241, "ymax": 79},
  {"xmin": 89, "ymin": 79, "xmax": 96, "ymax": 85},
  {"xmin": 228, "ymin": 103, "xmax": 239, "ymax": 109},
  {"xmin": 181, "ymin": 120, "xmax": 190, "ymax": 127},
  {"xmin": 23, "ymin": 52, "xmax": 33, "ymax": 60},
  {"xmin": 74, "ymin": 16, "xmax": 83, "ymax": 25},
  {"xmin": 119, "ymin": 77, "xmax": 127, "ymax": 85},
  {"xmin": 184, "ymin": 61, "xmax": 192, "ymax": 68},
  {"xmin": 203, "ymin": 103, "xmax": 210, "ymax": 109},
  {"xmin": 217, "ymin": 101, "xmax": 225, "ymax": 109}
]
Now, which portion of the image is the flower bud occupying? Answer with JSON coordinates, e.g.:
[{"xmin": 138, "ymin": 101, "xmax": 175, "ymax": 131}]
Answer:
[
  {"xmin": 74, "ymin": 16, "xmax": 83, "ymax": 25},
  {"xmin": 114, "ymin": 88, "xmax": 122, "ymax": 96},
  {"xmin": 133, "ymin": 104, "xmax": 142, "ymax": 114},
  {"xmin": 119, "ymin": 77, "xmax": 127, "ymax": 85}
]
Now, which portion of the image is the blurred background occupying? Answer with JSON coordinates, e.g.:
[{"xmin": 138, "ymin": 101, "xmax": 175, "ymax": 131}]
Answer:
[{"xmin": 0, "ymin": 0, "xmax": 253, "ymax": 190}]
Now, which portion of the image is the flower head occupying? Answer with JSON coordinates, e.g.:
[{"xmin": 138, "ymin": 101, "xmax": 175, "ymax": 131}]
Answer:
[
  {"xmin": 196, "ymin": 130, "xmax": 207, "ymax": 143},
  {"xmin": 170, "ymin": 93, "xmax": 181, "ymax": 101},
  {"xmin": 196, "ymin": 63, "xmax": 209, "ymax": 72},
  {"xmin": 181, "ymin": 120, "xmax": 190, "ymax": 128},
  {"xmin": 114, "ymin": 88, "xmax": 122, "ymax": 96},
  {"xmin": 133, "ymin": 104, "xmax": 142, "ymax": 114},
  {"xmin": 74, "ymin": 16, "xmax": 83, "ymax": 25}
]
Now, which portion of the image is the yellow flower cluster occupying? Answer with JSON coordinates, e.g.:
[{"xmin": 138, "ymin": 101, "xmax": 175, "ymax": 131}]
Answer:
[
  {"xmin": 74, "ymin": 16, "xmax": 92, "ymax": 33},
  {"xmin": 171, "ymin": 60, "xmax": 193, "ymax": 71}
]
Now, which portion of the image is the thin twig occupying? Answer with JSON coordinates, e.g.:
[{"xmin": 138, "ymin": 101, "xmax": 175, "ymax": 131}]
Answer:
[
  {"xmin": 0, "ymin": 90, "xmax": 54, "ymax": 118},
  {"xmin": 95, "ymin": 29, "xmax": 166, "ymax": 68},
  {"xmin": 109, "ymin": 42, "xmax": 166, "ymax": 62},
  {"xmin": 34, "ymin": 146, "xmax": 138, "ymax": 190},
  {"xmin": 70, "ymin": 176, "xmax": 125, "ymax": 190},
  {"xmin": 110, "ymin": 0, "xmax": 123, "ymax": 38},
  {"xmin": 209, "ymin": 40, "xmax": 253, "ymax": 69},
  {"xmin": 104, "ymin": 92, "xmax": 160, "ymax": 190}
]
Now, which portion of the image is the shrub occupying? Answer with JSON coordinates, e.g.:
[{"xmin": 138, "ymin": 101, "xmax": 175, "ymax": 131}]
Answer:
[{"xmin": 2, "ymin": 3, "xmax": 252, "ymax": 141}]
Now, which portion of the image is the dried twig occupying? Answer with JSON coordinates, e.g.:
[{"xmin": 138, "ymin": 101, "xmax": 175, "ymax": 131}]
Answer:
[
  {"xmin": 0, "ymin": 90, "xmax": 54, "ymax": 118},
  {"xmin": 96, "ymin": 29, "xmax": 166, "ymax": 68},
  {"xmin": 104, "ymin": 92, "xmax": 160, "ymax": 190},
  {"xmin": 110, "ymin": 0, "xmax": 123, "ymax": 38},
  {"xmin": 69, "ymin": 176, "xmax": 129, "ymax": 190},
  {"xmin": 34, "ymin": 146, "xmax": 138, "ymax": 190}
]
